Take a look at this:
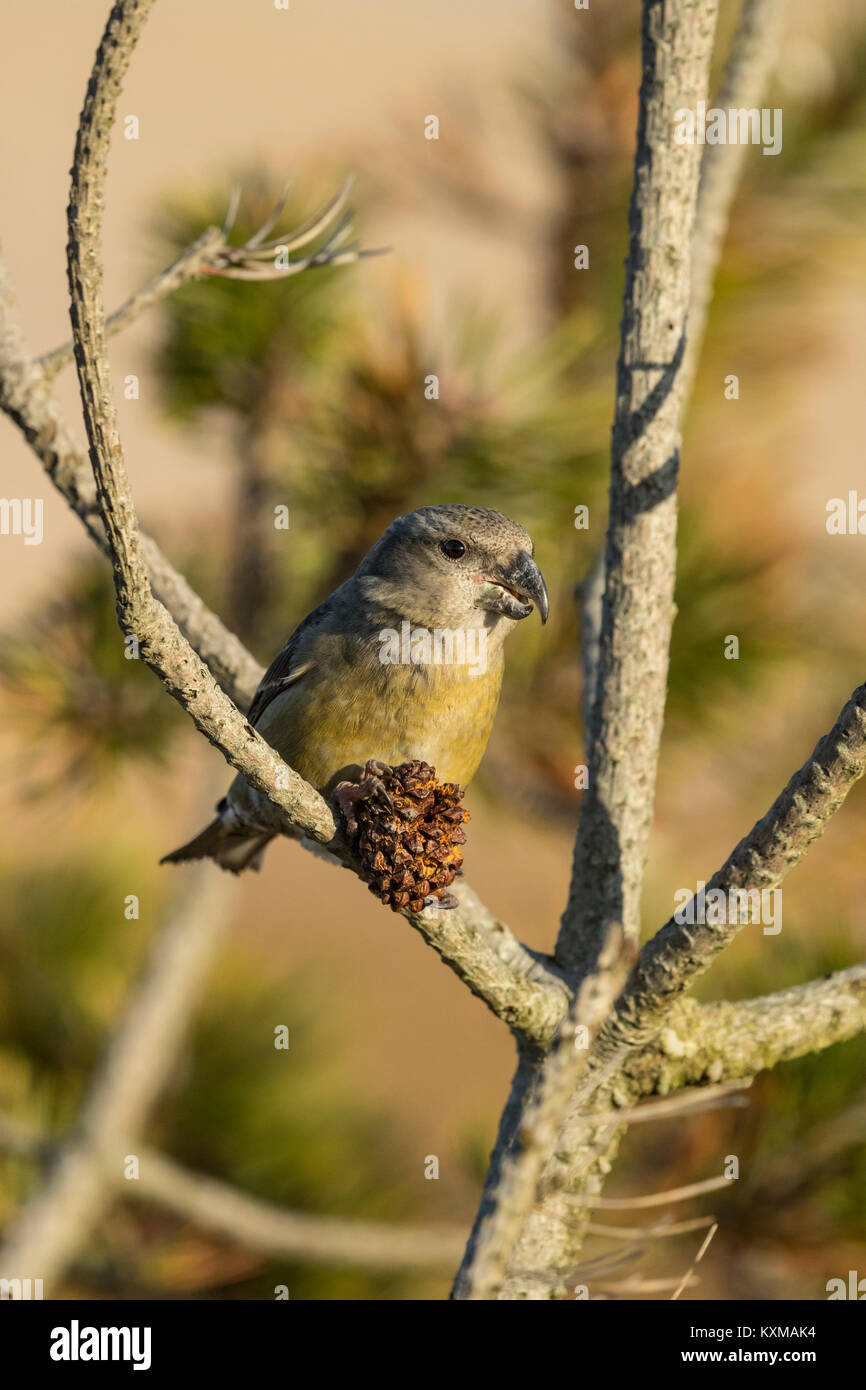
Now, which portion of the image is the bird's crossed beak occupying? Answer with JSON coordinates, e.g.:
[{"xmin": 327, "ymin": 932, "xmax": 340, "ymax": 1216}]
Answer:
[{"xmin": 482, "ymin": 552, "xmax": 549, "ymax": 624}]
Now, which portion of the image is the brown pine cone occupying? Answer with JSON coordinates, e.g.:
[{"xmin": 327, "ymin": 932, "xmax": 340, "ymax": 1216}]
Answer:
[{"xmin": 352, "ymin": 759, "xmax": 469, "ymax": 913}]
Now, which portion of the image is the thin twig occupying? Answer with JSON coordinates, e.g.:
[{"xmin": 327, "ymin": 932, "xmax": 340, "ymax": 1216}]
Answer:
[
  {"xmin": 570, "ymin": 1079, "xmax": 751, "ymax": 1131},
  {"xmin": 39, "ymin": 178, "xmax": 385, "ymax": 377},
  {"xmin": 586, "ymin": 1216, "xmax": 717, "ymax": 1241},
  {"xmin": 593, "ymin": 1275, "xmax": 700, "ymax": 1294},
  {"xmin": 582, "ymin": 1175, "xmax": 733, "ymax": 1210},
  {"xmin": 671, "ymin": 1221, "xmax": 718, "ymax": 1300},
  {"xmin": 38, "ymin": 226, "xmax": 223, "ymax": 379}
]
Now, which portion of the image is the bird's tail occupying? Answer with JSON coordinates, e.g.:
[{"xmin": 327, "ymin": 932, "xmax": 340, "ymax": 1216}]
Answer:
[{"xmin": 160, "ymin": 816, "xmax": 273, "ymax": 874}]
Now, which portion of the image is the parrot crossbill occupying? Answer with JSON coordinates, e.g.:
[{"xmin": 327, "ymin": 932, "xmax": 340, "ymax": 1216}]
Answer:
[{"xmin": 162, "ymin": 504, "xmax": 548, "ymax": 873}]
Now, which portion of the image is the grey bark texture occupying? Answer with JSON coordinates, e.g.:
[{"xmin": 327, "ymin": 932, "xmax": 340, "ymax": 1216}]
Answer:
[
  {"xmin": 599, "ymin": 681, "xmax": 866, "ymax": 1055},
  {"xmin": 558, "ymin": 0, "xmax": 721, "ymax": 978},
  {"xmin": 455, "ymin": 926, "xmax": 634, "ymax": 1299}
]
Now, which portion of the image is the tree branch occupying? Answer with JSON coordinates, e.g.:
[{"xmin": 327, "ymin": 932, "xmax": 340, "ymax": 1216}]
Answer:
[
  {"xmin": 0, "ymin": 249, "xmax": 262, "ymax": 709},
  {"xmin": 558, "ymin": 0, "xmax": 721, "ymax": 976},
  {"xmin": 599, "ymin": 681, "xmax": 866, "ymax": 1055},
  {"xmin": 464, "ymin": 677, "xmax": 866, "ymax": 1294},
  {"xmin": 0, "ymin": 1121, "xmax": 467, "ymax": 1273},
  {"xmin": 621, "ymin": 963, "xmax": 866, "ymax": 1093},
  {"xmin": 410, "ymin": 879, "xmax": 572, "ymax": 1048},
  {"xmin": 574, "ymin": 0, "xmax": 789, "ymax": 772},
  {"xmin": 453, "ymin": 926, "xmax": 634, "ymax": 1299},
  {"xmin": 494, "ymin": 679, "xmax": 866, "ymax": 1293},
  {"xmin": 475, "ymin": 955, "xmax": 866, "ymax": 1296},
  {"xmin": 38, "ymin": 225, "xmax": 224, "ymax": 380},
  {"xmin": 39, "ymin": 176, "xmax": 382, "ymax": 379},
  {"xmin": 128, "ymin": 1149, "xmax": 466, "ymax": 1270},
  {"xmin": 444, "ymin": 678, "xmax": 866, "ymax": 1291},
  {"xmin": 63, "ymin": 0, "xmax": 339, "ymax": 846}
]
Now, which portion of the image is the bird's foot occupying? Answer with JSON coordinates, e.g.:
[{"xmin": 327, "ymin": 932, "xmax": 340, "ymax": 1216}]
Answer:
[
  {"xmin": 423, "ymin": 892, "xmax": 459, "ymax": 912},
  {"xmin": 333, "ymin": 760, "xmax": 394, "ymax": 836}
]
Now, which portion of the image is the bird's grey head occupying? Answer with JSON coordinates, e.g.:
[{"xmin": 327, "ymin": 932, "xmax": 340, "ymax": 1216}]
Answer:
[{"xmin": 355, "ymin": 504, "xmax": 549, "ymax": 631}]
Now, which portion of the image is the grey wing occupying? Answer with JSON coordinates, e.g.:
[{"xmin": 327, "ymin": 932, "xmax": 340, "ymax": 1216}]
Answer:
[{"xmin": 245, "ymin": 585, "xmax": 347, "ymax": 727}]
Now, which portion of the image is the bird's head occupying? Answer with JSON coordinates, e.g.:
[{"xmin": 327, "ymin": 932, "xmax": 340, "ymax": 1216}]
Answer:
[{"xmin": 356, "ymin": 504, "xmax": 549, "ymax": 632}]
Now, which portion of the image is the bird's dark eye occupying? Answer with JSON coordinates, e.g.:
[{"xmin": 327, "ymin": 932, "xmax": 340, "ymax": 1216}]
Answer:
[{"xmin": 440, "ymin": 538, "xmax": 466, "ymax": 560}]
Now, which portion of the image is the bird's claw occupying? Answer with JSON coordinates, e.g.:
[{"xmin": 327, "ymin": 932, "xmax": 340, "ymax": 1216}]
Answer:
[
  {"xmin": 334, "ymin": 760, "xmax": 395, "ymax": 835},
  {"xmin": 423, "ymin": 892, "xmax": 459, "ymax": 912}
]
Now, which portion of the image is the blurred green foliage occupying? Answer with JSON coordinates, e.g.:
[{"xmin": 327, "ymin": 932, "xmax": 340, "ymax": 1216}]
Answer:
[{"xmin": 0, "ymin": 562, "xmax": 181, "ymax": 796}]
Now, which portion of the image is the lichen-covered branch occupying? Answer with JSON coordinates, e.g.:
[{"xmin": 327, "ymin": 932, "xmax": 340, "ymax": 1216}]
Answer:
[
  {"xmin": 558, "ymin": 0, "xmax": 721, "ymax": 976},
  {"xmin": 505, "ymin": 680, "xmax": 866, "ymax": 1291},
  {"xmin": 64, "ymin": 0, "xmax": 336, "ymax": 846},
  {"xmin": 621, "ymin": 964, "xmax": 866, "ymax": 1094},
  {"xmin": 453, "ymin": 926, "xmax": 634, "ymax": 1300},
  {"xmin": 463, "ymin": 677, "xmax": 866, "ymax": 1294},
  {"xmin": 575, "ymin": 0, "xmax": 789, "ymax": 770},
  {"xmin": 411, "ymin": 879, "xmax": 572, "ymax": 1048},
  {"xmin": 479, "ymin": 958, "xmax": 866, "ymax": 1298},
  {"xmin": 599, "ymin": 681, "xmax": 866, "ymax": 1055}
]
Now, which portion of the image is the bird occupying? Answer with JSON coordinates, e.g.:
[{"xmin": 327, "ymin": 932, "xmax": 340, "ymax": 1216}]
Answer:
[{"xmin": 162, "ymin": 503, "xmax": 548, "ymax": 874}]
